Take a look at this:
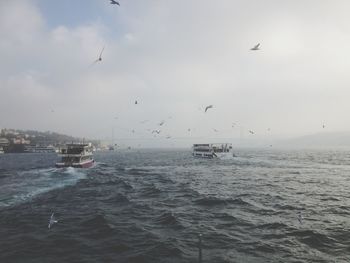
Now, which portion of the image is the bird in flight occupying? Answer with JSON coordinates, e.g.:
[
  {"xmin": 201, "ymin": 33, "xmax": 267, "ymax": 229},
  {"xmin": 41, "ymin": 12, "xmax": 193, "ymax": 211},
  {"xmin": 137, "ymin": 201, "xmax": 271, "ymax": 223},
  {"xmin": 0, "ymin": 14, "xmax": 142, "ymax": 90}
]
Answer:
[
  {"xmin": 159, "ymin": 120, "xmax": 165, "ymax": 126},
  {"xmin": 92, "ymin": 47, "xmax": 105, "ymax": 65},
  {"xmin": 110, "ymin": 0, "xmax": 120, "ymax": 6},
  {"xmin": 205, "ymin": 105, "xmax": 213, "ymax": 113},
  {"xmin": 152, "ymin": 130, "xmax": 161, "ymax": 134},
  {"xmin": 249, "ymin": 130, "xmax": 255, "ymax": 134},
  {"xmin": 250, "ymin": 43, "xmax": 260, "ymax": 51},
  {"xmin": 48, "ymin": 213, "xmax": 58, "ymax": 229}
]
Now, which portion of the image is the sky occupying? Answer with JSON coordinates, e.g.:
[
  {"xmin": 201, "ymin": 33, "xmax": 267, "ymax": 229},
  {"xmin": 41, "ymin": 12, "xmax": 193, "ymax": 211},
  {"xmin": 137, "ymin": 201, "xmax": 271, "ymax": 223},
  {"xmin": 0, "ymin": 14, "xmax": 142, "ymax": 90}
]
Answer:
[{"xmin": 1, "ymin": 0, "xmax": 350, "ymax": 147}]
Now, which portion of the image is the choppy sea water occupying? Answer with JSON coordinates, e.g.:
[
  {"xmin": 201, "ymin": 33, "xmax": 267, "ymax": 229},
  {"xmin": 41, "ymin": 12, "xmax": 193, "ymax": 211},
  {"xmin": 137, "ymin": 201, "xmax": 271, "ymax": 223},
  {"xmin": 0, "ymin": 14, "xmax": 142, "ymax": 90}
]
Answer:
[{"xmin": 0, "ymin": 149, "xmax": 350, "ymax": 263}]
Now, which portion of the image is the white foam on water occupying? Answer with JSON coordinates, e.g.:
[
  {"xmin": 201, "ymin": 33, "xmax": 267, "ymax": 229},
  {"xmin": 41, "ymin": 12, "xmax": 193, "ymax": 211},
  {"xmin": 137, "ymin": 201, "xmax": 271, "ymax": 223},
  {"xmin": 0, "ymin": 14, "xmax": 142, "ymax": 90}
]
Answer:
[{"xmin": 0, "ymin": 167, "xmax": 87, "ymax": 207}]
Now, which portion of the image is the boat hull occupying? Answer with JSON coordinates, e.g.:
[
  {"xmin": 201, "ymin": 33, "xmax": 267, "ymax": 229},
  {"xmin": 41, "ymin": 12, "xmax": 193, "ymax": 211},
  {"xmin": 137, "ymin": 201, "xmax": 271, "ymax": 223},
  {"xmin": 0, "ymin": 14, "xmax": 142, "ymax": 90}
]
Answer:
[
  {"xmin": 55, "ymin": 159, "xmax": 95, "ymax": 168},
  {"xmin": 192, "ymin": 152, "xmax": 233, "ymax": 159}
]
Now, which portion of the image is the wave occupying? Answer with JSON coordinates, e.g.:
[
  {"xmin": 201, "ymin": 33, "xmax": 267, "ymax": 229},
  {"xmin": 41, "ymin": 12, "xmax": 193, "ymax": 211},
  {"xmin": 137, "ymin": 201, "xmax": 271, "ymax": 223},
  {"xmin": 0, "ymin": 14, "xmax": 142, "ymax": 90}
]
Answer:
[
  {"xmin": 288, "ymin": 229, "xmax": 339, "ymax": 251},
  {"xmin": 0, "ymin": 167, "xmax": 86, "ymax": 207},
  {"xmin": 153, "ymin": 212, "xmax": 184, "ymax": 229},
  {"xmin": 255, "ymin": 222, "xmax": 289, "ymax": 230},
  {"xmin": 194, "ymin": 196, "xmax": 250, "ymax": 207},
  {"xmin": 139, "ymin": 184, "xmax": 162, "ymax": 197}
]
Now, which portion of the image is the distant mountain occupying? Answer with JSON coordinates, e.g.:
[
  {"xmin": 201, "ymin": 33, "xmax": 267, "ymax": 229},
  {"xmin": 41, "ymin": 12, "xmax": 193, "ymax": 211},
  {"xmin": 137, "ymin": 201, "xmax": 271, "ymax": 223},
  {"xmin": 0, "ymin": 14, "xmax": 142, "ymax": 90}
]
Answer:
[
  {"xmin": 0, "ymin": 128, "xmax": 100, "ymax": 146},
  {"xmin": 276, "ymin": 132, "xmax": 350, "ymax": 149}
]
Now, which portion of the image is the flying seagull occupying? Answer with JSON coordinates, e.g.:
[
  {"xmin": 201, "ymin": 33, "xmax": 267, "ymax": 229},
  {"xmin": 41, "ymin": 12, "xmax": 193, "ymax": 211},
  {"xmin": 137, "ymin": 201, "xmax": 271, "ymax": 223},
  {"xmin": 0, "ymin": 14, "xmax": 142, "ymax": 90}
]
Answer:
[
  {"xmin": 249, "ymin": 130, "xmax": 255, "ymax": 135},
  {"xmin": 92, "ymin": 46, "xmax": 105, "ymax": 65},
  {"xmin": 250, "ymin": 43, "xmax": 260, "ymax": 51},
  {"xmin": 110, "ymin": 0, "xmax": 120, "ymax": 5},
  {"xmin": 48, "ymin": 213, "xmax": 58, "ymax": 229},
  {"xmin": 159, "ymin": 120, "xmax": 165, "ymax": 126},
  {"xmin": 205, "ymin": 105, "xmax": 213, "ymax": 113},
  {"xmin": 166, "ymin": 135, "xmax": 172, "ymax": 139},
  {"xmin": 152, "ymin": 130, "xmax": 161, "ymax": 134}
]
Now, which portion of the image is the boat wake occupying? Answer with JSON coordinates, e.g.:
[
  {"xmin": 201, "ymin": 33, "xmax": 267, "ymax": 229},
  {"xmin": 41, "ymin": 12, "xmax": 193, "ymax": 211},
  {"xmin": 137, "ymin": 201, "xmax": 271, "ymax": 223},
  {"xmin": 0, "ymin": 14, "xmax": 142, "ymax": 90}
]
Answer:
[{"xmin": 0, "ymin": 167, "xmax": 86, "ymax": 207}]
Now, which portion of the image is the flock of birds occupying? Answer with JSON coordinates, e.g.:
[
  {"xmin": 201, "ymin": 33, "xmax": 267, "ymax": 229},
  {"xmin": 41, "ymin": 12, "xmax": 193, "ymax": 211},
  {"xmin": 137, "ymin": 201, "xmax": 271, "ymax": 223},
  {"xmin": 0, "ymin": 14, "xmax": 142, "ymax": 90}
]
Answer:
[{"xmin": 45, "ymin": 1, "xmax": 325, "ymax": 229}]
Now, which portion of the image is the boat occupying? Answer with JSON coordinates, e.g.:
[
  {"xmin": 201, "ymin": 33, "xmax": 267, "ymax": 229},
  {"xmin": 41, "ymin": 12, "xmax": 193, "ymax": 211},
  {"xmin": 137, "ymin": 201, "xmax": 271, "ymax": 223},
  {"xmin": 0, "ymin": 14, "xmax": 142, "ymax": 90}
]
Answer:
[
  {"xmin": 24, "ymin": 145, "xmax": 56, "ymax": 153},
  {"xmin": 192, "ymin": 143, "xmax": 234, "ymax": 158},
  {"xmin": 0, "ymin": 147, "xmax": 4, "ymax": 154},
  {"xmin": 55, "ymin": 143, "xmax": 94, "ymax": 168}
]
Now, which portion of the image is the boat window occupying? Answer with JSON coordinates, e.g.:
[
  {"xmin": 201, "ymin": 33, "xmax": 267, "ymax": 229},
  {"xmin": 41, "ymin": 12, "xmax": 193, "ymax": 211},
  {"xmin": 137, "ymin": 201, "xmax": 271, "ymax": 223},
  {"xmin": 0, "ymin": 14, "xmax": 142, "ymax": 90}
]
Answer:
[{"xmin": 67, "ymin": 148, "xmax": 83, "ymax": 154}]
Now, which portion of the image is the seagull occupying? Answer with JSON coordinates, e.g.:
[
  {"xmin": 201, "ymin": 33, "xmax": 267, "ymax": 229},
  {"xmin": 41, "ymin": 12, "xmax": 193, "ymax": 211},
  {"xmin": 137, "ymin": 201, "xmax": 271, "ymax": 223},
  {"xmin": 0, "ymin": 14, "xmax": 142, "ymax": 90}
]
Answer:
[
  {"xmin": 166, "ymin": 135, "xmax": 171, "ymax": 139},
  {"xmin": 159, "ymin": 120, "xmax": 165, "ymax": 126},
  {"xmin": 152, "ymin": 130, "xmax": 161, "ymax": 134},
  {"xmin": 135, "ymin": 100, "xmax": 138, "ymax": 105},
  {"xmin": 213, "ymin": 128, "xmax": 219, "ymax": 132},
  {"xmin": 250, "ymin": 43, "xmax": 260, "ymax": 51},
  {"xmin": 48, "ymin": 213, "xmax": 58, "ymax": 229},
  {"xmin": 297, "ymin": 211, "xmax": 303, "ymax": 225},
  {"xmin": 249, "ymin": 130, "xmax": 255, "ymax": 134},
  {"xmin": 232, "ymin": 123, "xmax": 236, "ymax": 128},
  {"xmin": 92, "ymin": 46, "xmax": 105, "ymax": 64},
  {"xmin": 322, "ymin": 124, "xmax": 325, "ymax": 129},
  {"xmin": 110, "ymin": 0, "xmax": 120, "ymax": 5},
  {"xmin": 205, "ymin": 105, "xmax": 213, "ymax": 113}
]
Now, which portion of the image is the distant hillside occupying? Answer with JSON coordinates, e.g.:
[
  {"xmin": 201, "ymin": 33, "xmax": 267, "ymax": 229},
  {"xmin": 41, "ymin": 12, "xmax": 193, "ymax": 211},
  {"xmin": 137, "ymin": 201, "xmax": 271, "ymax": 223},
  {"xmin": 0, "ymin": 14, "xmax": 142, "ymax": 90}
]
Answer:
[
  {"xmin": 276, "ymin": 132, "xmax": 350, "ymax": 149},
  {"xmin": 0, "ymin": 128, "xmax": 100, "ymax": 146}
]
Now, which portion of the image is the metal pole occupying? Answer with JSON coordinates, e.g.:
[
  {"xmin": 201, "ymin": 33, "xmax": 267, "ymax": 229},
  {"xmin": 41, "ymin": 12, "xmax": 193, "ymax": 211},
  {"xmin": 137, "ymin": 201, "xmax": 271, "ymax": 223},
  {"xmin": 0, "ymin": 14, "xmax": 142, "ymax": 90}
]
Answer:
[{"xmin": 198, "ymin": 233, "xmax": 202, "ymax": 263}]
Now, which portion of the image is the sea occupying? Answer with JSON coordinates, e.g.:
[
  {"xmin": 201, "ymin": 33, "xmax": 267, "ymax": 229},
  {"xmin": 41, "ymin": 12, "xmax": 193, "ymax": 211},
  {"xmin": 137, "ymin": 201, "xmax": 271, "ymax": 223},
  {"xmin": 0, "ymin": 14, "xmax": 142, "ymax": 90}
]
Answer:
[{"xmin": 0, "ymin": 149, "xmax": 349, "ymax": 263}]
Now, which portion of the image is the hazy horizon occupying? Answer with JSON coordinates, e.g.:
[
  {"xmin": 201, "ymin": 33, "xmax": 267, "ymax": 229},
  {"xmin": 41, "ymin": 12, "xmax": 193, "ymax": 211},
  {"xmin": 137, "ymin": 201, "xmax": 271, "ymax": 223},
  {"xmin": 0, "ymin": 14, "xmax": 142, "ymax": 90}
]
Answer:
[{"xmin": 1, "ymin": 0, "xmax": 350, "ymax": 147}]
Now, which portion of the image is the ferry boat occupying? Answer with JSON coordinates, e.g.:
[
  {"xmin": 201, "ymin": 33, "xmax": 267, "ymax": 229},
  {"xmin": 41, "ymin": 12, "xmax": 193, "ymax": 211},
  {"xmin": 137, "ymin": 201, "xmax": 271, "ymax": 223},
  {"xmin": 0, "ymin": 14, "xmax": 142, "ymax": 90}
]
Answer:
[
  {"xmin": 55, "ymin": 143, "xmax": 94, "ymax": 168},
  {"xmin": 192, "ymin": 143, "xmax": 234, "ymax": 158},
  {"xmin": 24, "ymin": 145, "xmax": 56, "ymax": 153}
]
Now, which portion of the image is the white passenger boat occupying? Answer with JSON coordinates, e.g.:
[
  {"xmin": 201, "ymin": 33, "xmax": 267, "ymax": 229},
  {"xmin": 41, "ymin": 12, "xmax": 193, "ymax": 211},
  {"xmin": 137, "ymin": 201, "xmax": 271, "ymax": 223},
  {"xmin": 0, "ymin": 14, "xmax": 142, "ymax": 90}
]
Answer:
[
  {"xmin": 56, "ymin": 143, "xmax": 94, "ymax": 168},
  {"xmin": 192, "ymin": 143, "xmax": 234, "ymax": 158}
]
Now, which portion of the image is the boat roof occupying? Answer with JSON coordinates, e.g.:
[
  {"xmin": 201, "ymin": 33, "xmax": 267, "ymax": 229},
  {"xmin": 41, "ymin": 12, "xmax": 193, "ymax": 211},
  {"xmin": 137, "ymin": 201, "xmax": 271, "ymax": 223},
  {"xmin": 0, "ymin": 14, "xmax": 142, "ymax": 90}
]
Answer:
[
  {"xmin": 66, "ymin": 143, "xmax": 91, "ymax": 147},
  {"xmin": 193, "ymin": 143, "xmax": 232, "ymax": 147}
]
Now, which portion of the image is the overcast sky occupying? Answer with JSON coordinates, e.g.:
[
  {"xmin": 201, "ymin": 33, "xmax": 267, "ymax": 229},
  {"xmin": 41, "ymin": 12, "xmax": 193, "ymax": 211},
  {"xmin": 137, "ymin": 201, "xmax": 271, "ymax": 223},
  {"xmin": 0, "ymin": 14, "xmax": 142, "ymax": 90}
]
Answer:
[{"xmin": 1, "ymin": 0, "xmax": 350, "ymax": 147}]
